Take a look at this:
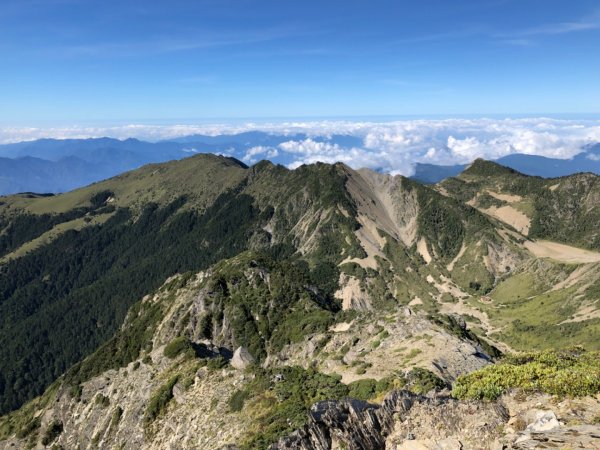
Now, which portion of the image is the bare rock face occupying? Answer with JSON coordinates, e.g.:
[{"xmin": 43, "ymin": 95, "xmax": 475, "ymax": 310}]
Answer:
[
  {"xmin": 271, "ymin": 390, "xmax": 509, "ymax": 450},
  {"xmin": 231, "ymin": 346, "xmax": 255, "ymax": 370},
  {"xmin": 272, "ymin": 388, "xmax": 600, "ymax": 450},
  {"xmin": 270, "ymin": 391, "xmax": 424, "ymax": 450}
]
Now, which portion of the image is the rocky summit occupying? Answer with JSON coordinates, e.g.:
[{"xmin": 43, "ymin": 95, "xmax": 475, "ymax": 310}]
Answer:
[{"xmin": 0, "ymin": 154, "xmax": 599, "ymax": 449}]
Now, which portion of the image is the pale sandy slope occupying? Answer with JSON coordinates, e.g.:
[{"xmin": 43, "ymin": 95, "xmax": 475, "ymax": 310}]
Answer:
[{"xmin": 524, "ymin": 239, "xmax": 600, "ymax": 264}]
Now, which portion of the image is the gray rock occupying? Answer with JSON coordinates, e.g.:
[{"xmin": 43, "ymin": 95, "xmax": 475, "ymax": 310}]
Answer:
[
  {"xmin": 525, "ymin": 409, "xmax": 560, "ymax": 432},
  {"xmin": 230, "ymin": 346, "xmax": 255, "ymax": 370},
  {"xmin": 270, "ymin": 390, "xmax": 424, "ymax": 450},
  {"xmin": 512, "ymin": 424, "xmax": 600, "ymax": 448}
]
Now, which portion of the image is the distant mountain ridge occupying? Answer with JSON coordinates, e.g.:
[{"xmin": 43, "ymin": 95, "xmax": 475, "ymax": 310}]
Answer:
[
  {"xmin": 411, "ymin": 143, "xmax": 600, "ymax": 183},
  {"xmin": 1, "ymin": 134, "xmax": 599, "ymax": 195}
]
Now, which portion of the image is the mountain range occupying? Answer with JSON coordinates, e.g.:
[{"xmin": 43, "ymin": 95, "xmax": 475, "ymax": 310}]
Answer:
[
  {"xmin": 0, "ymin": 154, "xmax": 599, "ymax": 449},
  {"xmin": 1, "ymin": 134, "xmax": 600, "ymax": 195}
]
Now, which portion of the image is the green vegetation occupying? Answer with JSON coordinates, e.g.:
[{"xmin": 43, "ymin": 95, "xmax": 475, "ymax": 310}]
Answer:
[
  {"xmin": 0, "ymin": 186, "xmax": 276, "ymax": 413},
  {"xmin": 15, "ymin": 416, "xmax": 40, "ymax": 439},
  {"xmin": 144, "ymin": 376, "xmax": 180, "ymax": 425},
  {"xmin": 205, "ymin": 356, "xmax": 228, "ymax": 371},
  {"xmin": 94, "ymin": 393, "xmax": 110, "ymax": 408},
  {"xmin": 529, "ymin": 176, "xmax": 600, "ymax": 249},
  {"xmin": 228, "ymin": 390, "xmax": 249, "ymax": 412},
  {"xmin": 0, "ymin": 198, "xmax": 113, "ymax": 258},
  {"xmin": 200, "ymin": 254, "xmax": 339, "ymax": 361},
  {"xmin": 344, "ymin": 371, "xmax": 435, "ymax": 400},
  {"xmin": 239, "ymin": 367, "xmax": 348, "ymax": 449},
  {"xmin": 64, "ymin": 299, "xmax": 164, "ymax": 390},
  {"xmin": 444, "ymin": 160, "xmax": 600, "ymax": 250},
  {"xmin": 0, "ymin": 158, "xmax": 367, "ymax": 415},
  {"xmin": 476, "ymin": 192, "xmax": 505, "ymax": 209},
  {"xmin": 453, "ymin": 348, "xmax": 600, "ymax": 400},
  {"xmin": 41, "ymin": 420, "xmax": 63, "ymax": 446},
  {"xmin": 0, "ymin": 382, "xmax": 58, "ymax": 441},
  {"xmin": 403, "ymin": 367, "xmax": 447, "ymax": 394},
  {"xmin": 416, "ymin": 186, "xmax": 465, "ymax": 261},
  {"xmin": 471, "ymin": 265, "xmax": 600, "ymax": 351},
  {"xmin": 3, "ymin": 152, "xmax": 599, "ymax": 444},
  {"xmin": 489, "ymin": 272, "xmax": 545, "ymax": 303},
  {"xmin": 163, "ymin": 337, "xmax": 193, "ymax": 359},
  {"xmin": 110, "ymin": 406, "xmax": 123, "ymax": 430}
]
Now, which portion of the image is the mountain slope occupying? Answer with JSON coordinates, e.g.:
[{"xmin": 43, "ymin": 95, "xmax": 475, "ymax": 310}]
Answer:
[
  {"xmin": 0, "ymin": 155, "xmax": 370, "ymax": 414},
  {"xmin": 0, "ymin": 255, "xmax": 500, "ymax": 449},
  {"xmin": 440, "ymin": 159, "xmax": 600, "ymax": 250},
  {"xmin": 0, "ymin": 154, "xmax": 515, "ymax": 416},
  {"xmin": 437, "ymin": 160, "xmax": 600, "ymax": 351},
  {"xmin": 1, "ymin": 156, "xmax": 600, "ymax": 449}
]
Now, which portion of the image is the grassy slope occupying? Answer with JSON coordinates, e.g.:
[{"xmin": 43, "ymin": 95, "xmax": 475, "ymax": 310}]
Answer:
[
  {"xmin": 436, "ymin": 160, "xmax": 600, "ymax": 351},
  {"xmin": 0, "ymin": 153, "xmax": 248, "ymax": 215}
]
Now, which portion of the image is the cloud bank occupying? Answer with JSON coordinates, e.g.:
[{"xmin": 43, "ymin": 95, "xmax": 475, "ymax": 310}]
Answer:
[{"xmin": 1, "ymin": 118, "xmax": 599, "ymax": 176}]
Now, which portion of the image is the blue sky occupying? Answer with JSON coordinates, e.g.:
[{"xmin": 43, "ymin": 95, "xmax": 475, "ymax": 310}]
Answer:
[{"xmin": 1, "ymin": 0, "xmax": 600, "ymax": 123}]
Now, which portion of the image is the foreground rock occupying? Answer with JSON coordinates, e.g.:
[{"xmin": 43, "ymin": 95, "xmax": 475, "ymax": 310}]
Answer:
[
  {"xmin": 231, "ymin": 346, "xmax": 255, "ymax": 370},
  {"xmin": 512, "ymin": 425, "xmax": 600, "ymax": 449},
  {"xmin": 271, "ymin": 390, "xmax": 507, "ymax": 450}
]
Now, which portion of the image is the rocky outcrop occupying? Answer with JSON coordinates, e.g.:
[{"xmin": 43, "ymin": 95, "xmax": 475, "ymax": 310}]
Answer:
[
  {"xmin": 271, "ymin": 390, "xmax": 508, "ymax": 450},
  {"xmin": 512, "ymin": 425, "xmax": 600, "ymax": 449},
  {"xmin": 231, "ymin": 346, "xmax": 255, "ymax": 370},
  {"xmin": 270, "ymin": 391, "xmax": 420, "ymax": 450},
  {"xmin": 273, "ymin": 389, "xmax": 600, "ymax": 450}
]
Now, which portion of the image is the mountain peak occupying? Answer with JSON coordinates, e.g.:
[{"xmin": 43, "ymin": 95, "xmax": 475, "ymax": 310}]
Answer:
[{"xmin": 461, "ymin": 158, "xmax": 521, "ymax": 178}]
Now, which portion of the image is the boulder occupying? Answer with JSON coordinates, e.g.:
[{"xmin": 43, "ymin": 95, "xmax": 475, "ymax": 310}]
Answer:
[
  {"xmin": 231, "ymin": 346, "xmax": 255, "ymax": 370},
  {"xmin": 525, "ymin": 409, "xmax": 560, "ymax": 432}
]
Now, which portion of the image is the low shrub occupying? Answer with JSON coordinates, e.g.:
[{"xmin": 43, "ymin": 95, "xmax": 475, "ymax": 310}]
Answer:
[
  {"xmin": 144, "ymin": 376, "xmax": 180, "ymax": 424},
  {"xmin": 453, "ymin": 348, "xmax": 600, "ymax": 400},
  {"xmin": 240, "ymin": 367, "xmax": 349, "ymax": 449},
  {"xmin": 163, "ymin": 336, "xmax": 193, "ymax": 359},
  {"xmin": 41, "ymin": 420, "xmax": 63, "ymax": 446},
  {"xmin": 347, "ymin": 379, "xmax": 377, "ymax": 400},
  {"xmin": 206, "ymin": 356, "xmax": 228, "ymax": 371},
  {"xmin": 404, "ymin": 367, "xmax": 446, "ymax": 394},
  {"xmin": 228, "ymin": 390, "xmax": 249, "ymax": 412},
  {"xmin": 16, "ymin": 417, "xmax": 40, "ymax": 439},
  {"xmin": 94, "ymin": 393, "xmax": 110, "ymax": 408}
]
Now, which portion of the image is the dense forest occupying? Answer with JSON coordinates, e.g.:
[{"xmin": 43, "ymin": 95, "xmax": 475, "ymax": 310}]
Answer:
[{"xmin": 0, "ymin": 187, "xmax": 270, "ymax": 414}]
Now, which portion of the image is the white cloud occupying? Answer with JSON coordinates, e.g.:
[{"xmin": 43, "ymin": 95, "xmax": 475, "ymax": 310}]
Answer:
[
  {"xmin": 242, "ymin": 145, "xmax": 279, "ymax": 163},
  {"xmin": 1, "ymin": 118, "xmax": 600, "ymax": 176}
]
